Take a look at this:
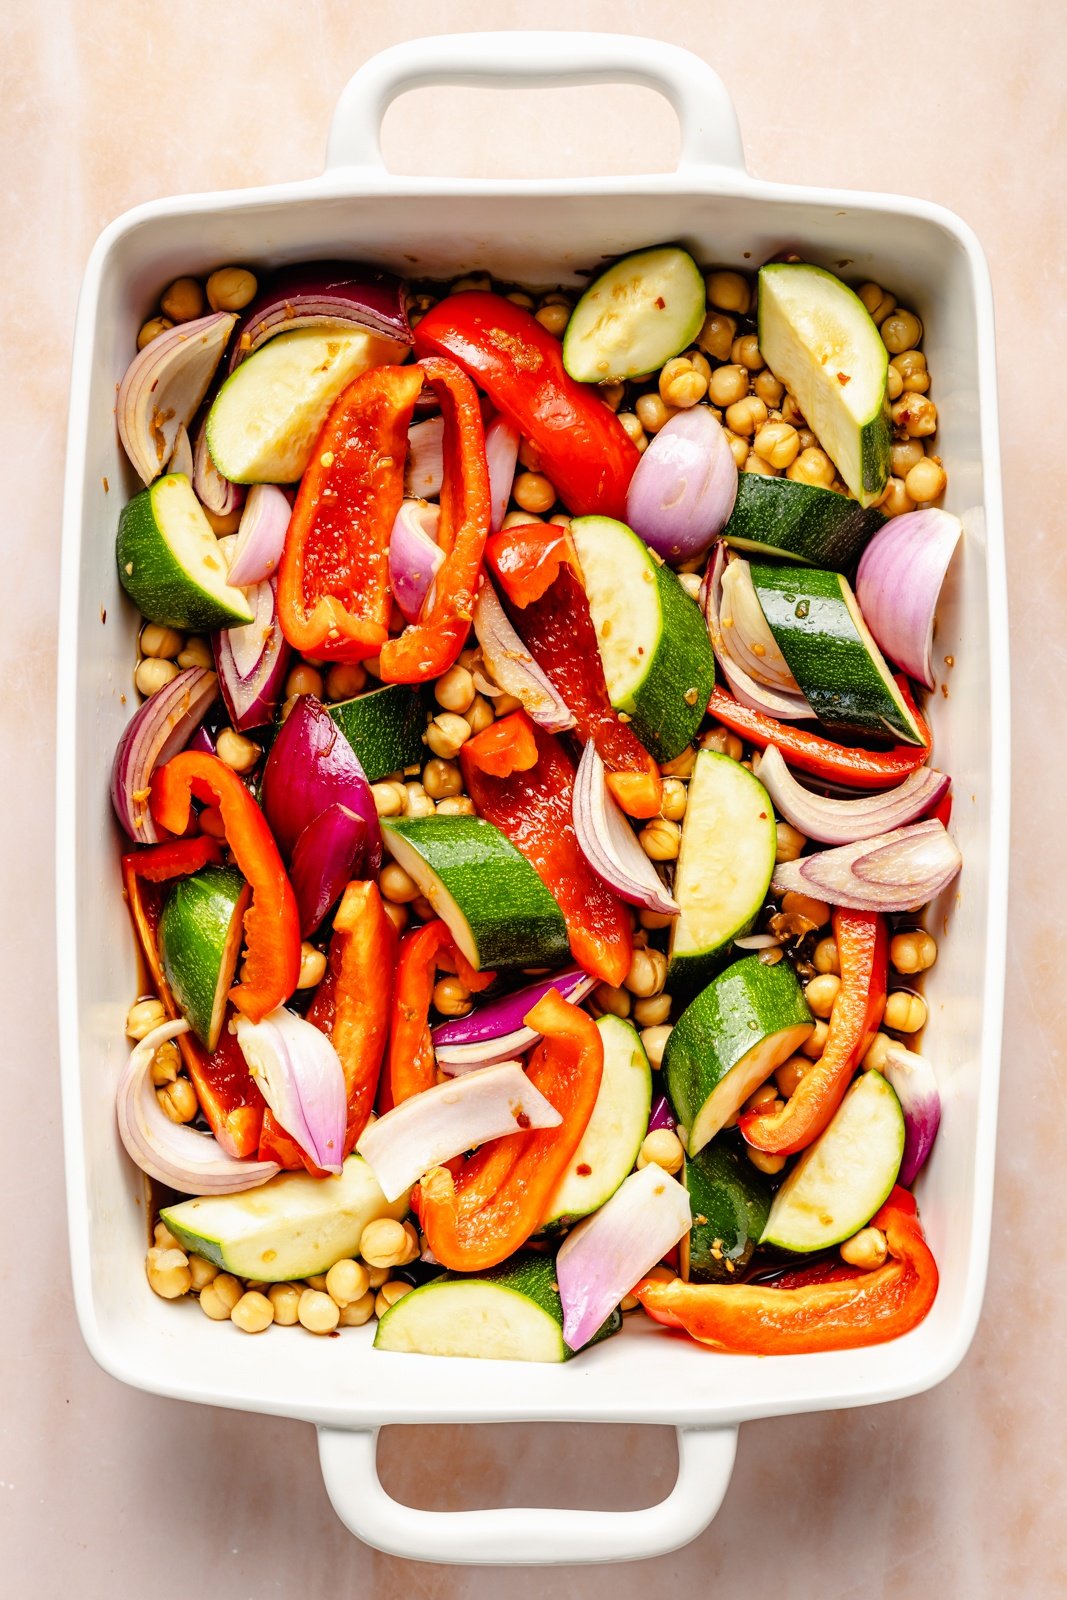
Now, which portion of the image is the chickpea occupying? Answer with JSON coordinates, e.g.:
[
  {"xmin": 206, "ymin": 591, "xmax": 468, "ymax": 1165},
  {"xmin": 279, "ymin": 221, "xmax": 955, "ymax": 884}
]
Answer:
[
  {"xmin": 891, "ymin": 393, "xmax": 938, "ymax": 438},
  {"xmin": 145, "ymin": 1246, "xmax": 192, "ymax": 1299},
  {"xmin": 660, "ymin": 745, "xmax": 697, "ymax": 779},
  {"xmin": 633, "ymin": 993, "xmax": 672, "ymax": 1028},
  {"xmin": 160, "ymin": 276, "xmax": 205, "ymax": 323},
  {"xmin": 724, "ymin": 429, "xmax": 749, "ymax": 469},
  {"xmin": 535, "ymin": 303, "xmax": 570, "ymax": 338},
  {"xmin": 493, "ymin": 692, "xmax": 524, "ymax": 715},
  {"xmin": 624, "ymin": 947, "xmax": 668, "ymax": 999},
  {"xmin": 891, "ymin": 929, "xmax": 938, "ymax": 975},
  {"xmin": 436, "ymin": 796, "xmax": 475, "ymax": 816},
  {"xmin": 787, "ymin": 447, "xmax": 836, "ymax": 489},
  {"xmin": 840, "ymin": 1226, "xmax": 888, "ymax": 1270},
  {"xmin": 753, "ymin": 421, "xmax": 800, "ymax": 470},
  {"xmin": 775, "ymin": 822, "xmax": 807, "ymax": 863},
  {"xmin": 701, "ymin": 725, "xmax": 744, "ymax": 762},
  {"xmin": 137, "ymin": 315, "xmax": 174, "ymax": 349},
  {"xmin": 891, "ymin": 438, "xmax": 926, "ymax": 478},
  {"xmin": 813, "ymin": 937, "xmax": 840, "ymax": 975},
  {"xmin": 134, "ymin": 657, "xmax": 180, "ymax": 698},
  {"xmin": 640, "ymin": 817, "xmax": 681, "ymax": 861},
  {"xmin": 325, "ymin": 662, "xmax": 366, "ymax": 701},
  {"xmin": 781, "ymin": 891, "xmax": 830, "ymax": 929},
  {"xmin": 360, "ymin": 1218, "xmax": 410, "ymax": 1269},
  {"xmin": 379, "ymin": 861, "xmax": 420, "ymax": 904},
  {"xmin": 640, "ymin": 1023, "xmax": 672, "ymax": 1070},
  {"xmin": 512, "ymin": 472, "xmax": 557, "ymax": 515},
  {"xmin": 305, "ymin": 1274, "xmax": 329, "ymax": 1292},
  {"xmin": 863, "ymin": 1031, "xmax": 893, "ymax": 1072},
  {"xmin": 266, "ymin": 1283, "xmax": 301, "ymax": 1325},
  {"xmin": 410, "ymin": 895, "xmax": 435, "ymax": 922},
  {"xmin": 382, "ymin": 900, "xmax": 409, "ymax": 936},
  {"xmin": 659, "ymin": 356, "xmax": 707, "ymax": 408},
  {"xmin": 176, "ymin": 635, "xmax": 213, "ymax": 670},
  {"xmin": 775, "ymin": 1055, "xmax": 808, "ymax": 1098},
  {"xmin": 126, "ymin": 996, "xmax": 166, "ymax": 1040},
  {"xmin": 880, "ymin": 477, "xmax": 916, "ymax": 518},
  {"xmin": 905, "ymin": 457, "xmax": 947, "ymax": 503},
  {"xmin": 707, "ymin": 363, "xmax": 749, "ymax": 408},
  {"xmin": 297, "ymin": 942, "xmax": 327, "ymax": 989},
  {"xmin": 215, "ymin": 727, "xmax": 260, "ymax": 775},
  {"xmin": 744, "ymin": 1081, "xmax": 779, "ymax": 1114},
  {"xmin": 187, "ymin": 1255, "xmax": 218, "ymax": 1293},
  {"xmin": 753, "ymin": 368, "xmax": 785, "ymax": 407},
  {"xmin": 731, "ymin": 334, "xmax": 764, "ymax": 371},
  {"xmin": 617, "ymin": 412, "xmax": 648, "ymax": 452},
  {"xmin": 805, "ymin": 973, "xmax": 841, "ymax": 1018},
  {"xmin": 284, "ymin": 663, "xmax": 324, "ymax": 701},
  {"xmin": 434, "ymin": 664, "xmax": 476, "ymax": 714},
  {"xmin": 781, "ymin": 395, "xmax": 807, "ymax": 429},
  {"xmin": 464, "ymin": 695, "xmax": 495, "ymax": 734},
  {"xmin": 636, "ymin": 1128, "xmax": 685, "ymax": 1175},
  {"xmin": 747, "ymin": 1146, "xmax": 786, "ymax": 1175},
  {"xmin": 371, "ymin": 780, "xmax": 407, "ymax": 817},
  {"xmin": 365, "ymin": 1263, "xmax": 391, "ymax": 1289},
  {"xmin": 858, "ymin": 283, "xmax": 896, "ymax": 326},
  {"xmin": 659, "ymin": 778, "xmax": 687, "ymax": 822},
  {"xmin": 157, "ymin": 1077, "xmax": 198, "ymax": 1124},
  {"xmin": 339, "ymin": 1292, "xmax": 377, "ymax": 1327},
  {"xmin": 677, "ymin": 572, "xmax": 702, "ymax": 602},
  {"xmin": 150, "ymin": 1040, "xmax": 180, "ymax": 1086},
  {"xmin": 706, "ymin": 270, "xmax": 751, "ymax": 315},
  {"xmin": 892, "ymin": 349, "xmax": 931, "ymax": 394},
  {"xmin": 325, "ymin": 1259, "xmax": 370, "ymax": 1308},
  {"xmin": 743, "ymin": 453, "xmax": 776, "ymax": 477},
  {"xmin": 599, "ymin": 381, "xmax": 626, "ymax": 412},
  {"xmin": 422, "ymin": 757, "xmax": 462, "ymax": 800},
  {"xmin": 375, "ymin": 1281, "xmax": 414, "ymax": 1318},
  {"xmin": 433, "ymin": 976, "xmax": 472, "ymax": 1017},
  {"xmin": 206, "ymin": 266, "xmax": 258, "ymax": 313},
  {"xmin": 140, "ymin": 622, "xmax": 183, "ymax": 660},
  {"xmin": 297, "ymin": 1288, "xmax": 340, "ymax": 1334},
  {"xmin": 501, "ymin": 510, "xmax": 544, "ymax": 530},
  {"xmin": 425, "ymin": 712, "xmax": 472, "ymax": 759},
  {"xmin": 231, "ymin": 1291, "xmax": 274, "ymax": 1334},
  {"xmin": 884, "ymin": 991, "xmax": 927, "ymax": 1033},
  {"xmin": 695, "ymin": 310, "xmax": 736, "ymax": 362},
  {"xmin": 593, "ymin": 982, "xmax": 631, "ymax": 1020},
  {"xmin": 881, "ymin": 309, "xmax": 923, "ymax": 355},
  {"xmin": 802, "ymin": 1018, "xmax": 829, "ymax": 1059},
  {"xmin": 724, "ymin": 396, "xmax": 768, "ymax": 437},
  {"xmin": 199, "ymin": 1273, "xmax": 242, "ymax": 1320},
  {"xmin": 635, "ymin": 392, "xmax": 677, "ymax": 435},
  {"xmin": 886, "ymin": 366, "xmax": 904, "ymax": 402}
]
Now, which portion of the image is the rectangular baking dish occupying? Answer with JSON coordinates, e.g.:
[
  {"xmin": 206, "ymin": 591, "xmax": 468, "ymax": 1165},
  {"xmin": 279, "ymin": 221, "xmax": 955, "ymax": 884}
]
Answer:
[{"xmin": 56, "ymin": 32, "xmax": 1008, "ymax": 1566}]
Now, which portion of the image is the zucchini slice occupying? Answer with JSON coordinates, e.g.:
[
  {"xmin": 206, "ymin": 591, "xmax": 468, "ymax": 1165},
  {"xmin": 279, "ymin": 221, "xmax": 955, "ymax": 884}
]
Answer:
[
  {"xmin": 158, "ymin": 865, "xmax": 250, "ymax": 1050},
  {"xmin": 758, "ymin": 263, "xmax": 891, "ymax": 507},
  {"xmin": 681, "ymin": 1136, "xmax": 774, "ymax": 1283},
  {"xmin": 563, "ymin": 246, "xmax": 706, "ymax": 384},
  {"xmin": 380, "ymin": 815, "xmax": 570, "ymax": 971},
  {"xmin": 116, "ymin": 474, "xmax": 255, "ymax": 631},
  {"xmin": 723, "ymin": 474, "xmax": 886, "ymax": 570},
  {"xmin": 327, "ymin": 684, "xmax": 427, "ymax": 783}
]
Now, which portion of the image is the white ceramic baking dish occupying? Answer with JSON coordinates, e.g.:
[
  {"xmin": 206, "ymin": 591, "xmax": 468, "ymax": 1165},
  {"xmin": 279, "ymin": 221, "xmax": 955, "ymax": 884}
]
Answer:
[{"xmin": 57, "ymin": 32, "xmax": 1008, "ymax": 1567}]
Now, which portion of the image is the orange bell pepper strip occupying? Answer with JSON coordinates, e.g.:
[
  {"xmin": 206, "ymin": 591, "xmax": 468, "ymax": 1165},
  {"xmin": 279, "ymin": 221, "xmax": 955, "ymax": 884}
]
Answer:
[
  {"xmin": 379, "ymin": 356, "xmax": 492, "ymax": 684},
  {"xmin": 120, "ymin": 846, "xmax": 265, "ymax": 1159},
  {"xmin": 461, "ymin": 711, "xmax": 632, "ymax": 987},
  {"xmin": 486, "ymin": 524, "xmax": 662, "ymax": 819},
  {"xmin": 417, "ymin": 990, "xmax": 604, "ymax": 1271},
  {"xmin": 462, "ymin": 709, "xmax": 539, "ymax": 777},
  {"xmin": 149, "ymin": 751, "xmax": 301, "ymax": 1022},
  {"xmin": 380, "ymin": 919, "xmax": 496, "ymax": 1112},
  {"xmin": 740, "ymin": 909, "xmax": 889, "ymax": 1155},
  {"xmin": 635, "ymin": 1186, "xmax": 938, "ymax": 1354},
  {"xmin": 277, "ymin": 363, "xmax": 424, "ymax": 662}
]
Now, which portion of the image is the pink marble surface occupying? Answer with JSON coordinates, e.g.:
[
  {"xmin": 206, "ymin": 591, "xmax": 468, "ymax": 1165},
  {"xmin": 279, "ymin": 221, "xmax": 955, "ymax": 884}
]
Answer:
[{"xmin": 3, "ymin": 0, "xmax": 1064, "ymax": 1591}]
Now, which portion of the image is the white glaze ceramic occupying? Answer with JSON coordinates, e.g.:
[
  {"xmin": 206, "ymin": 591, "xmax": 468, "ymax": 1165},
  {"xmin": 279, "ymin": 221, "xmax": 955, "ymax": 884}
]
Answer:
[{"xmin": 56, "ymin": 32, "xmax": 1008, "ymax": 1566}]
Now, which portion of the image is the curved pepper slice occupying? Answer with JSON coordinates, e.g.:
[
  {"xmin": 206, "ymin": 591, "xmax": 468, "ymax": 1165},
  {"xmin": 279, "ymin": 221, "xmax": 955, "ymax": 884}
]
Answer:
[
  {"xmin": 413, "ymin": 292, "xmax": 640, "ymax": 519},
  {"xmin": 461, "ymin": 711, "xmax": 632, "ymax": 986},
  {"xmin": 635, "ymin": 1186, "xmax": 938, "ymax": 1354},
  {"xmin": 740, "ymin": 909, "xmax": 888, "ymax": 1155},
  {"xmin": 486, "ymin": 523, "xmax": 662, "ymax": 819},
  {"xmin": 381, "ymin": 919, "xmax": 496, "ymax": 1112},
  {"xmin": 149, "ymin": 751, "xmax": 301, "ymax": 1022},
  {"xmin": 124, "ymin": 835, "xmax": 223, "ymax": 880},
  {"xmin": 277, "ymin": 363, "xmax": 424, "ymax": 662},
  {"xmin": 379, "ymin": 356, "xmax": 491, "ymax": 684},
  {"xmin": 417, "ymin": 990, "xmax": 604, "ymax": 1271}
]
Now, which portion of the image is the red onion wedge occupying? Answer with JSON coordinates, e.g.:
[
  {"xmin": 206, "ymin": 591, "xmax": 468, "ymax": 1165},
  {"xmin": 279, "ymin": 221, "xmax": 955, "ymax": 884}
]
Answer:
[
  {"xmin": 771, "ymin": 818, "xmax": 962, "ymax": 911},
  {"xmin": 119, "ymin": 311, "xmax": 236, "ymax": 485},
  {"xmin": 405, "ymin": 415, "xmax": 445, "ymax": 499},
  {"xmin": 111, "ymin": 666, "xmax": 220, "ymax": 842},
  {"xmin": 356, "ymin": 1061, "xmax": 562, "ymax": 1203},
  {"xmin": 703, "ymin": 541, "xmax": 812, "ymax": 721},
  {"xmin": 473, "ymin": 581, "xmax": 575, "ymax": 734},
  {"xmin": 755, "ymin": 745, "xmax": 951, "ymax": 845},
  {"xmin": 117, "ymin": 1019, "xmax": 280, "ymax": 1194},
  {"xmin": 168, "ymin": 423, "xmax": 194, "ymax": 480},
  {"xmin": 234, "ymin": 1007, "xmax": 347, "ymax": 1175},
  {"xmin": 212, "ymin": 573, "xmax": 291, "ymax": 732},
  {"xmin": 389, "ymin": 500, "xmax": 444, "ymax": 622},
  {"xmin": 193, "ymin": 411, "xmax": 244, "ymax": 516},
  {"xmin": 226, "ymin": 484, "xmax": 291, "ymax": 587},
  {"xmin": 855, "ymin": 509, "xmax": 963, "ymax": 688},
  {"xmin": 883, "ymin": 1045, "xmax": 942, "ymax": 1188},
  {"xmin": 289, "ymin": 803, "xmax": 367, "ymax": 937},
  {"xmin": 626, "ymin": 406, "xmax": 738, "ymax": 564},
  {"xmin": 648, "ymin": 1093, "xmax": 677, "ymax": 1133},
  {"xmin": 433, "ymin": 968, "xmax": 596, "ymax": 1072},
  {"xmin": 557, "ymin": 1165, "xmax": 691, "ymax": 1351},
  {"xmin": 230, "ymin": 262, "xmax": 411, "ymax": 371},
  {"xmin": 485, "ymin": 414, "xmax": 521, "ymax": 534},
  {"xmin": 260, "ymin": 694, "xmax": 381, "ymax": 871},
  {"xmin": 573, "ymin": 741, "xmax": 679, "ymax": 915}
]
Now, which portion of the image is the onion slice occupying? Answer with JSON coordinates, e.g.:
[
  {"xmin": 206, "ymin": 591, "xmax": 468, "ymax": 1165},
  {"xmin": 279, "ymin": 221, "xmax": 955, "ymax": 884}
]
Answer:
[
  {"xmin": 389, "ymin": 500, "xmax": 444, "ymax": 622},
  {"xmin": 883, "ymin": 1045, "xmax": 942, "ymax": 1187},
  {"xmin": 573, "ymin": 741, "xmax": 679, "ymax": 914},
  {"xmin": 168, "ymin": 423, "xmax": 194, "ymax": 479},
  {"xmin": 755, "ymin": 745, "xmax": 950, "ymax": 845},
  {"xmin": 433, "ymin": 968, "xmax": 596, "ymax": 1071},
  {"xmin": 405, "ymin": 415, "xmax": 445, "ymax": 499},
  {"xmin": 648, "ymin": 1093, "xmax": 677, "ymax": 1133},
  {"xmin": 213, "ymin": 572, "xmax": 291, "ymax": 731},
  {"xmin": 226, "ymin": 484, "xmax": 291, "ymax": 587},
  {"xmin": 625, "ymin": 407, "xmax": 738, "ymax": 564},
  {"xmin": 484, "ymin": 414, "xmax": 521, "ymax": 534},
  {"xmin": 116, "ymin": 1019, "xmax": 279, "ymax": 1194},
  {"xmin": 356, "ymin": 1061, "xmax": 563, "ymax": 1202},
  {"xmin": 260, "ymin": 694, "xmax": 381, "ymax": 869},
  {"xmin": 473, "ymin": 581, "xmax": 575, "ymax": 734},
  {"xmin": 230, "ymin": 262, "xmax": 411, "ymax": 370},
  {"xmin": 556, "ymin": 1165, "xmax": 692, "ymax": 1351},
  {"xmin": 855, "ymin": 509, "xmax": 963, "ymax": 688},
  {"xmin": 193, "ymin": 412, "xmax": 244, "ymax": 516},
  {"xmin": 234, "ymin": 1008, "xmax": 347, "ymax": 1175},
  {"xmin": 118, "ymin": 311, "xmax": 236, "ymax": 485},
  {"xmin": 110, "ymin": 666, "xmax": 220, "ymax": 841},
  {"xmin": 289, "ymin": 803, "xmax": 367, "ymax": 937},
  {"xmin": 704, "ymin": 542, "xmax": 813, "ymax": 721},
  {"xmin": 771, "ymin": 818, "xmax": 962, "ymax": 911}
]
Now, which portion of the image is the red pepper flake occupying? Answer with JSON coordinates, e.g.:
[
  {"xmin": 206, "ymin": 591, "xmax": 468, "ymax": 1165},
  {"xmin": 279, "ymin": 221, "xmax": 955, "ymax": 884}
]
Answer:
[
  {"xmin": 102, "ymin": 477, "xmax": 109, "ymax": 493},
  {"xmin": 655, "ymin": 296, "xmax": 666, "ymax": 310},
  {"xmin": 576, "ymin": 1162, "xmax": 592, "ymax": 1176},
  {"xmin": 837, "ymin": 372, "xmax": 851, "ymax": 386},
  {"xmin": 516, "ymin": 1110, "xmax": 531, "ymax": 1130}
]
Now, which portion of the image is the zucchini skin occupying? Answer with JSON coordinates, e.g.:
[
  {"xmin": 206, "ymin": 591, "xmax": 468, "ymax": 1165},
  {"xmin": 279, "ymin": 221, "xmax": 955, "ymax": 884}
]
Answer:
[
  {"xmin": 723, "ymin": 475, "xmax": 886, "ymax": 571},
  {"xmin": 682, "ymin": 1137, "xmax": 773, "ymax": 1283},
  {"xmin": 328, "ymin": 684, "xmax": 427, "ymax": 783}
]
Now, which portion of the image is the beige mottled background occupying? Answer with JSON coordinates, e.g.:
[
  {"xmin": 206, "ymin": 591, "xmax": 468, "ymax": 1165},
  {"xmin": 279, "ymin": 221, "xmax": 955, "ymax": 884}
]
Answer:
[{"xmin": 3, "ymin": 0, "xmax": 1063, "ymax": 1592}]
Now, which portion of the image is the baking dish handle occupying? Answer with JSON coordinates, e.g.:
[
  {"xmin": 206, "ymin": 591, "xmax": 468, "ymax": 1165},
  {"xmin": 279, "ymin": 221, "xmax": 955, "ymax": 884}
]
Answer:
[
  {"xmin": 326, "ymin": 32, "xmax": 745, "ymax": 179},
  {"xmin": 317, "ymin": 1421, "xmax": 737, "ymax": 1564}
]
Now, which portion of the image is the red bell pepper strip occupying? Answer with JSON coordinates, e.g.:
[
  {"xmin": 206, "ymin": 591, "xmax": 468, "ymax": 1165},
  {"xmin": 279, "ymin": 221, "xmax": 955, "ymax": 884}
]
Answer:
[
  {"xmin": 486, "ymin": 523, "xmax": 662, "ymax": 819},
  {"xmin": 150, "ymin": 751, "xmax": 301, "ymax": 1022},
  {"xmin": 461, "ymin": 709, "xmax": 539, "ymax": 777},
  {"xmin": 381, "ymin": 919, "xmax": 496, "ymax": 1112},
  {"xmin": 413, "ymin": 292, "xmax": 640, "ymax": 519},
  {"xmin": 379, "ymin": 357, "xmax": 491, "ymax": 684},
  {"xmin": 417, "ymin": 990, "xmax": 604, "ymax": 1271},
  {"xmin": 635, "ymin": 1186, "xmax": 938, "ymax": 1354},
  {"xmin": 121, "ymin": 850, "xmax": 264, "ymax": 1158},
  {"xmin": 461, "ymin": 711, "xmax": 633, "ymax": 986},
  {"xmin": 277, "ymin": 363, "xmax": 424, "ymax": 662},
  {"xmin": 707, "ymin": 684, "xmax": 931, "ymax": 791},
  {"xmin": 740, "ymin": 909, "xmax": 889, "ymax": 1155}
]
